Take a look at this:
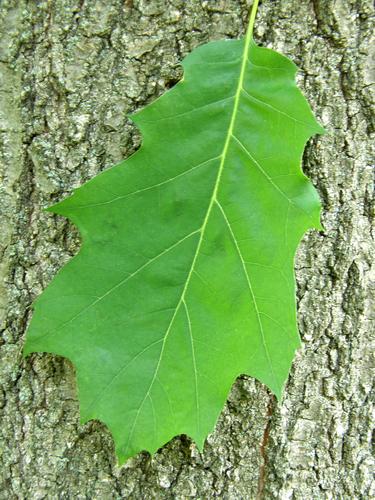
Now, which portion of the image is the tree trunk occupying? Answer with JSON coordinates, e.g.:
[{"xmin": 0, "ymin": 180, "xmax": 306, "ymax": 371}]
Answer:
[{"xmin": 0, "ymin": 0, "xmax": 373, "ymax": 498}]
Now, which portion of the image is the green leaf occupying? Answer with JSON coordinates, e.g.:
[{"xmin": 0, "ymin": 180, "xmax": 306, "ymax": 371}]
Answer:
[{"xmin": 24, "ymin": 8, "xmax": 324, "ymax": 464}]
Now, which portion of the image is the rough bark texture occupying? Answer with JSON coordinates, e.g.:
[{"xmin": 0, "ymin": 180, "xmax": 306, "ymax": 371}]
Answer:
[{"xmin": 0, "ymin": 0, "xmax": 373, "ymax": 498}]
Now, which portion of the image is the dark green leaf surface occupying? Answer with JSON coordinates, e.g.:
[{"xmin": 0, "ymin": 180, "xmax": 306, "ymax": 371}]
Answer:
[{"xmin": 24, "ymin": 26, "xmax": 324, "ymax": 463}]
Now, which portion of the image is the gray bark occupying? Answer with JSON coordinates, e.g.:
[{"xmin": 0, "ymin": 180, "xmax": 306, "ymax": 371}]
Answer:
[{"xmin": 0, "ymin": 0, "xmax": 373, "ymax": 498}]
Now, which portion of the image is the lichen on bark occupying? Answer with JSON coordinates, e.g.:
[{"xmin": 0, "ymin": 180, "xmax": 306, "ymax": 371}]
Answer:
[{"xmin": 0, "ymin": 0, "xmax": 373, "ymax": 498}]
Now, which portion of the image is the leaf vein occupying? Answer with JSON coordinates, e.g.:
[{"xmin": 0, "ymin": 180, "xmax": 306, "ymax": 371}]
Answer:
[
  {"xmin": 215, "ymin": 199, "xmax": 279, "ymax": 390},
  {"xmin": 241, "ymin": 87, "xmax": 313, "ymax": 127},
  {"xmin": 84, "ymin": 337, "xmax": 164, "ymax": 416},
  {"xmin": 66, "ymin": 156, "xmax": 221, "ymax": 210},
  {"xmin": 183, "ymin": 299, "xmax": 200, "ymax": 434},
  {"xmin": 31, "ymin": 229, "xmax": 200, "ymax": 345},
  {"xmin": 231, "ymin": 133, "xmax": 293, "ymax": 204},
  {"xmin": 140, "ymin": 94, "xmax": 235, "ymax": 123}
]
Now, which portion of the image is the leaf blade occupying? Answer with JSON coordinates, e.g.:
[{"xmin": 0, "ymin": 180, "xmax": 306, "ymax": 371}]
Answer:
[{"xmin": 24, "ymin": 36, "xmax": 323, "ymax": 463}]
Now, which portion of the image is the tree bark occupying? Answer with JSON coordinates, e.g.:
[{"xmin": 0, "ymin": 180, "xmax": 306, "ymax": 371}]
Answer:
[{"xmin": 0, "ymin": 0, "xmax": 373, "ymax": 498}]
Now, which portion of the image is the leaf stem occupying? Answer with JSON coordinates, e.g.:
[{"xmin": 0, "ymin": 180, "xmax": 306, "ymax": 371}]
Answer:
[{"xmin": 247, "ymin": 0, "xmax": 260, "ymax": 41}]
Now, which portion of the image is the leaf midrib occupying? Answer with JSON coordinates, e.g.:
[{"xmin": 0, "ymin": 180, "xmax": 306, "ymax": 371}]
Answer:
[{"xmin": 124, "ymin": 24, "xmax": 258, "ymax": 452}]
